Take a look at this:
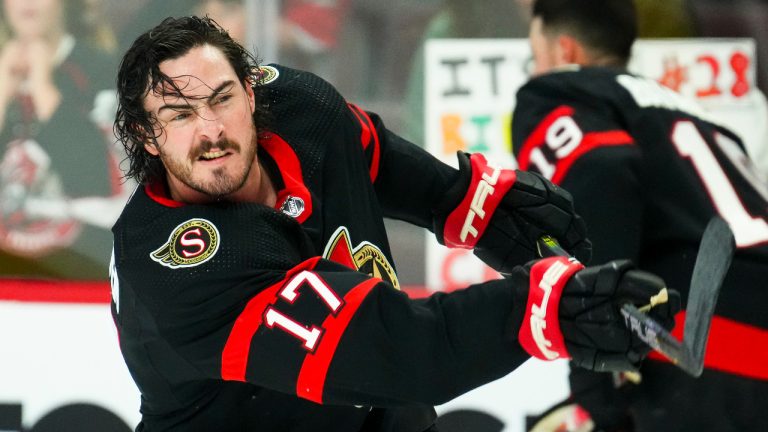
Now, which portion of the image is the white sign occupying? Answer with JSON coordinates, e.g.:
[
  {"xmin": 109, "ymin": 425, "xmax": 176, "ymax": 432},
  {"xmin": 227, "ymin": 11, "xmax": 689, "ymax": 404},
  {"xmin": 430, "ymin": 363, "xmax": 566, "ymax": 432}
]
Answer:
[{"xmin": 0, "ymin": 300, "xmax": 140, "ymax": 430}]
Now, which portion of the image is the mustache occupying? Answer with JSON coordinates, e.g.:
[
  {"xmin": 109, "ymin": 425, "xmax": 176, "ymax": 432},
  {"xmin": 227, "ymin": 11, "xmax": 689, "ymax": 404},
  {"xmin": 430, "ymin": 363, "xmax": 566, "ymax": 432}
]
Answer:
[{"xmin": 192, "ymin": 138, "xmax": 241, "ymax": 159}]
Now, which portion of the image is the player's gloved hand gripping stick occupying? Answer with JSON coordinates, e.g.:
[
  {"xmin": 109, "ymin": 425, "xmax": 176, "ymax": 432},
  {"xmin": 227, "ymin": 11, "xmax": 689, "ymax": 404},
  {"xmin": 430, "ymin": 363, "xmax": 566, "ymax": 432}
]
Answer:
[
  {"xmin": 537, "ymin": 217, "xmax": 735, "ymax": 377},
  {"xmin": 515, "ymin": 250, "xmax": 680, "ymax": 373}
]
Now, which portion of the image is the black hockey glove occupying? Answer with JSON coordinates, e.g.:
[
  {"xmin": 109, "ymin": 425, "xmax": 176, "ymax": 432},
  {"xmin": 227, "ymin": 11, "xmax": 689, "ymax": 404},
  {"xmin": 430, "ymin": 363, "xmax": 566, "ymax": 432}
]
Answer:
[
  {"xmin": 434, "ymin": 152, "xmax": 591, "ymax": 274},
  {"xmin": 512, "ymin": 257, "xmax": 681, "ymax": 372}
]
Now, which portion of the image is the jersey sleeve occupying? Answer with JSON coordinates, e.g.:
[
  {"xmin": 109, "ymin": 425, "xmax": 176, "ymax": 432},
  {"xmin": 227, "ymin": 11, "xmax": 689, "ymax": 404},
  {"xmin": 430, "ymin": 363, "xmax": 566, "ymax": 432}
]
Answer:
[
  {"xmin": 112, "ymin": 200, "xmax": 529, "ymax": 408},
  {"xmin": 345, "ymin": 103, "xmax": 460, "ymax": 230},
  {"xmin": 512, "ymin": 80, "xmax": 644, "ymax": 263},
  {"xmin": 218, "ymin": 259, "xmax": 527, "ymax": 406}
]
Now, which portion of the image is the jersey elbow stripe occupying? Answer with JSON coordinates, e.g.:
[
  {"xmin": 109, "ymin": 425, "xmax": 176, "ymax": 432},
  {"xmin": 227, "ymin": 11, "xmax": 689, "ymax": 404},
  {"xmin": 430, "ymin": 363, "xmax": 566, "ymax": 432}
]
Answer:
[
  {"xmin": 348, "ymin": 103, "xmax": 371, "ymax": 148},
  {"xmin": 296, "ymin": 277, "xmax": 378, "ymax": 404},
  {"xmin": 550, "ymin": 130, "xmax": 634, "ymax": 184},
  {"xmin": 221, "ymin": 282, "xmax": 283, "ymax": 381},
  {"xmin": 348, "ymin": 103, "xmax": 381, "ymax": 182},
  {"xmin": 649, "ymin": 312, "xmax": 768, "ymax": 380},
  {"xmin": 221, "ymin": 258, "xmax": 322, "ymax": 381}
]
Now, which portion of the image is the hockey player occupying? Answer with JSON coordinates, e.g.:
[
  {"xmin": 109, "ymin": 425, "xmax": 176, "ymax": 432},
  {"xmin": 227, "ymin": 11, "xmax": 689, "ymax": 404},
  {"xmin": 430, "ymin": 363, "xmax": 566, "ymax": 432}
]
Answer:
[
  {"xmin": 513, "ymin": 1, "xmax": 768, "ymax": 431},
  {"xmin": 110, "ymin": 16, "xmax": 678, "ymax": 431}
]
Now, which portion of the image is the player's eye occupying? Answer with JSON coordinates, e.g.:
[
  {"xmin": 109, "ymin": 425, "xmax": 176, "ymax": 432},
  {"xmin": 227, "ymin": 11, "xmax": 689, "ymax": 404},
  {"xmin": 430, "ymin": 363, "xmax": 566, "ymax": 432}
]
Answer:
[
  {"xmin": 211, "ymin": 94, "xmax": 231, "ymax": 105},
  {"xmin": 171, "ymin": 112, "xmax": 191, "ymax": 122}
]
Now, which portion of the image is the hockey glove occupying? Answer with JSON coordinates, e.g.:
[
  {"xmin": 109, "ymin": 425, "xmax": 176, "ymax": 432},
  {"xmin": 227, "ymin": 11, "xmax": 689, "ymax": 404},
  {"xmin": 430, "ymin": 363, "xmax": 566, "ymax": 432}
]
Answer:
[
  {"xmin": 513, "ymin": 257, "xmax": 680, "ymax": 372},
  {"xmin": 434, "ymin": 152, "xmax": 591, "ymax": 274}
]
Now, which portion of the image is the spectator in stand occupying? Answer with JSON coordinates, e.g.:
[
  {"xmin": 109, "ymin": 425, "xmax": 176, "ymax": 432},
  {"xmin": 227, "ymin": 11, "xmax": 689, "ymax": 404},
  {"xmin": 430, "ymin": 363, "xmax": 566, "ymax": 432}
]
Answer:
[
  {"xmin": 278, "ymin": 0, "xmax": 351, "ymax": 80},
  {"xmin": 0, "ymin": 0, "xmax": 126, "ymax": 279}
]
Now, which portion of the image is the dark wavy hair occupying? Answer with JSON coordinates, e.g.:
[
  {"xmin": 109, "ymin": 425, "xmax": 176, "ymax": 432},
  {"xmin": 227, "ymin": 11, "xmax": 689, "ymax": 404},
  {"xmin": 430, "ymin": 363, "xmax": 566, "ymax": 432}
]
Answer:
[{"xmin": 114, "ymin": 16, "xmax": 270, "ymax": 184}]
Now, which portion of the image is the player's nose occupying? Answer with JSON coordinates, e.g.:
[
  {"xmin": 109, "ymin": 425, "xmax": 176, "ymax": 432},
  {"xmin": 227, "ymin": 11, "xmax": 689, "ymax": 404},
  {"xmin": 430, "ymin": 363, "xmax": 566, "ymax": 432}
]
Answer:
[{"xmin": 196, "ymin": 110, "xmax": 224, "ymax": 142}]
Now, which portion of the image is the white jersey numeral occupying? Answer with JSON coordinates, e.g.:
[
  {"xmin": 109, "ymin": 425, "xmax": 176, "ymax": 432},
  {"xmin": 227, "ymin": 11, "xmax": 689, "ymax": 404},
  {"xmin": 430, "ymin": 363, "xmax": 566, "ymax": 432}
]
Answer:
[
  {"xmin": 547, "ymin": 115, "xmax": 583, "ymax": 158},
  {"xmin": 280, "ymin": 271, "xmax": 342, "ymax": 312},
  {"xmin": 672, "ymin": 120, "xmax": 768, "ymax": 247},
  {"xmin": 264, "ymin": 271, "xmax": 343, "ymax": 351},
  {"xmin": 529, "ymin": 147, "xmax": 556, "ymax": 180},
  {"xmin": 264, "ymin": 308, "xmax": 323, "ymax": 350},
  {"xmin": 528, "ymin": 115, "xmax": 583, "ymax": 180}
]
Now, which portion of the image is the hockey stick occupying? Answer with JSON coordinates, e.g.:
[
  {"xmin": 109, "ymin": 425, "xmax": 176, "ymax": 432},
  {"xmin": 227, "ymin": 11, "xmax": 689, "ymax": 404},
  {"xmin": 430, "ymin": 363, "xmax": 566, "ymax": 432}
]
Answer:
[{"xmin": 536, "ymin": 216, "xmax": 735, "ymax": 377}]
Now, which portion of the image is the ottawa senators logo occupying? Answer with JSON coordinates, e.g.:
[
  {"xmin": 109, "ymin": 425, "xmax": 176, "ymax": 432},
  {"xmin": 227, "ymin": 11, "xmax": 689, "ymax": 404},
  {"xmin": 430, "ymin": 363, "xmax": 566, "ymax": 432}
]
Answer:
[
  {"xmin": 151, "ymin": 219, "xmax": 220, "ymax": 269},
  {"xmin": 323, "ymin": 226, "xmax": 400, "ymax": 290}
]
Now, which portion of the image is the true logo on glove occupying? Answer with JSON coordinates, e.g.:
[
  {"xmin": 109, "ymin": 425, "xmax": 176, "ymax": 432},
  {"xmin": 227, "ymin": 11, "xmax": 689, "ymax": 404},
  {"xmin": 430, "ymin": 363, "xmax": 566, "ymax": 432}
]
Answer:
[
  {"xmin": 530, "ymin": 259, "xmax": 571, "ymax": 360},
  {"xmin": 621, "ymin": 308, "xmax": 659, "ymax": 348},
  {"xmin": 459, "ymin": 164, "xmax": 500, "ymax": 243},
  {"xmin": 519, "ymin": 256, "xmax": 582, "ymax": 361},
  {"xmin": 443, "ymin": 153, "xmax": 517, "ymax": 249}
]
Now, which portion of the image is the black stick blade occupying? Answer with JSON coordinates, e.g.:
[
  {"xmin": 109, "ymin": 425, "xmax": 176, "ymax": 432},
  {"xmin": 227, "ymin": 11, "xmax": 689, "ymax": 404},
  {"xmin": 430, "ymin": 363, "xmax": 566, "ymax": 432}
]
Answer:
[{"xmin": 682, "ymin": 216, "xmax": 735, "ymax": 376}]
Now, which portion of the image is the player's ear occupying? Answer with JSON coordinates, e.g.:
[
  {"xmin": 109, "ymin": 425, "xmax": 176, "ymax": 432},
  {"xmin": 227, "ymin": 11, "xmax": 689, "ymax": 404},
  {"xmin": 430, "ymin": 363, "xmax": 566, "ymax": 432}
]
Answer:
[
  {"xmin": 557, "ymin": 34, "xmax": 584, "ymax": 66},
  {"xmin": 136, "ymin": 121, "xmax": 160, "ymax": 156},
  {"xmin": 144, "ymin": 140, "xmax": 160, "ymax": 156},
  {"xmin": 244, "ymin": 77, "xmax": 256, "ymax": 114}
]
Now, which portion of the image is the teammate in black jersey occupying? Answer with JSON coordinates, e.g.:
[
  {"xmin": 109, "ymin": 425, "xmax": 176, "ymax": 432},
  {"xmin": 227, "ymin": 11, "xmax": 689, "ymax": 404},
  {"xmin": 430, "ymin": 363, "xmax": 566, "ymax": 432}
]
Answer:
[
  {"xmin": 109, "ymin": 16, "xmax": 678, "ymax": 432},
  {"xmin": 514, "ymin": 1, "xmax": 768, "ymax": 431}
]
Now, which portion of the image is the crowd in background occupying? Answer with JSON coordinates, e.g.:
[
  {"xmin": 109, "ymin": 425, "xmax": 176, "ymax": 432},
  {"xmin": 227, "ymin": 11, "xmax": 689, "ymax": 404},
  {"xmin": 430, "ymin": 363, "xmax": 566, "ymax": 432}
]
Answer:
[
  {"xmin": 31, "ymin": 0, "xmax": 768, "ymax": 142},
  {"xmin": 0, "ymin": 0, "xmax": 766, "ymax": 283}
]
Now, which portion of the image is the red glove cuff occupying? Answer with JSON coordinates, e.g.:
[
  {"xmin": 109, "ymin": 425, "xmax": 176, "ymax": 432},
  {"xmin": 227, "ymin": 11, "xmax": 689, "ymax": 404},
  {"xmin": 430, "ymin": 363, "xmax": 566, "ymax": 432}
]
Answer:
[
  {"xmin": 443, "ymin": 154, "xmax": 517, "ymax": 249},
  {"xmin": 519, "ymin": 257, "xmax": 584, "ymax": 360}
]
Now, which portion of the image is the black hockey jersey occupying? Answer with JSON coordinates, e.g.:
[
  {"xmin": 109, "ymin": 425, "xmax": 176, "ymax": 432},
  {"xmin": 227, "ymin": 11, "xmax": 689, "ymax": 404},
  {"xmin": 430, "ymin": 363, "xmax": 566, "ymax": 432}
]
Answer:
[
  {"xmin": 111, "ymin": 65, "xmax": 530, "ymax": 432},
  {"xmin": 512, "ymin": 67, "xmax": 768, "ymax": 381}
]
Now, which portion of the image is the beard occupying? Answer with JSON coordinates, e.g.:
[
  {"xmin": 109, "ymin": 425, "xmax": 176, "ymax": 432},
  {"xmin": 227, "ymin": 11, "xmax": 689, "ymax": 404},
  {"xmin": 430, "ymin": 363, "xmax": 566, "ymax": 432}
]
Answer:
[{"xmin": 160, "ymin": 132, "xmax": 258, "ymax": 199}]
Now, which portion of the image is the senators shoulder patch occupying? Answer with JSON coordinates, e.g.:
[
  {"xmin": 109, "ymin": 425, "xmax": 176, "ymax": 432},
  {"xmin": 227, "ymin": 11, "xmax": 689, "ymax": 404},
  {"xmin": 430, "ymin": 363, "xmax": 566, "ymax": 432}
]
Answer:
[
  {"xmin": 151, "ymin": 219, "xmax": 220, "ymax": 269},
  {"xmin": 254, "ymin": 65, "xmax": 280, "ymax": 85}
]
